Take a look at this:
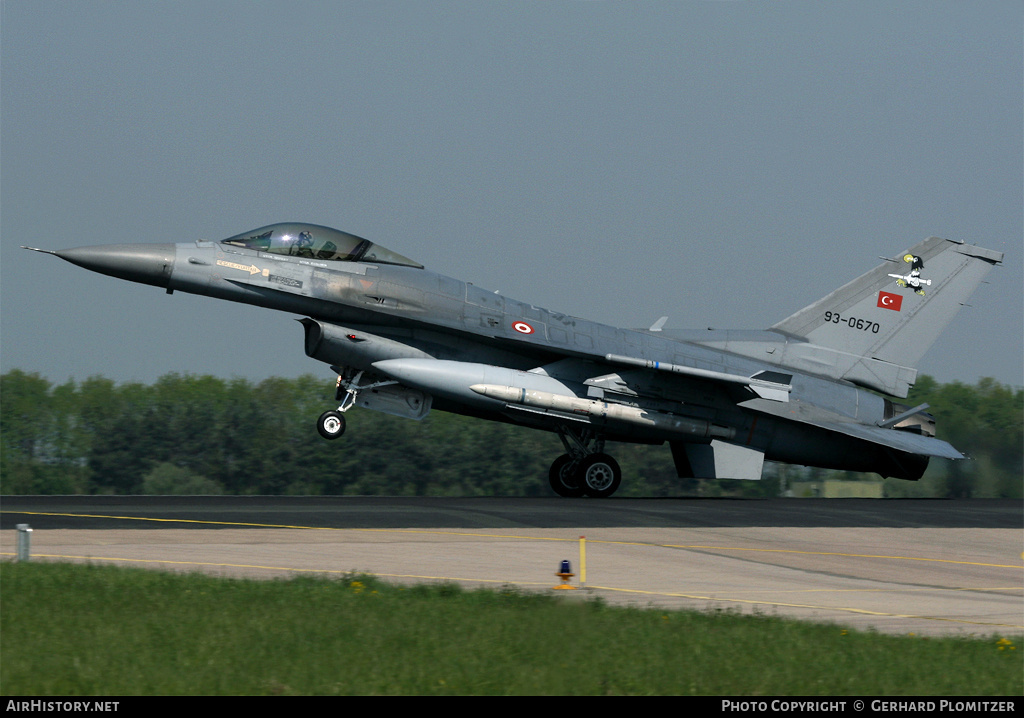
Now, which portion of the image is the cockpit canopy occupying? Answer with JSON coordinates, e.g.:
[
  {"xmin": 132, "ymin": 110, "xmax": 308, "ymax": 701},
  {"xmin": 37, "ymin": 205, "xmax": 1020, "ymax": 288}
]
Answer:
[{"xmin": 220, "ymin": 223, "xmax": 422, "ymax": 268}]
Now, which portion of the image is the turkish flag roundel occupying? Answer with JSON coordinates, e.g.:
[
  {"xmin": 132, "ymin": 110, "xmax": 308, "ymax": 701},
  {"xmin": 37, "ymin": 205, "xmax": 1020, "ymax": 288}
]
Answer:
[{"xmin": 877, "ymin": 291, "xmax": 903, "ymax": 311}]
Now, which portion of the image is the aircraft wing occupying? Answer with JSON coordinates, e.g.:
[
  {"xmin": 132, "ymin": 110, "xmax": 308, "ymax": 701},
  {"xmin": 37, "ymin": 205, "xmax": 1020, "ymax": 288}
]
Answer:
[{"xmin": 604, "ymin": 353, "xmax": 793, "ymax": 402}]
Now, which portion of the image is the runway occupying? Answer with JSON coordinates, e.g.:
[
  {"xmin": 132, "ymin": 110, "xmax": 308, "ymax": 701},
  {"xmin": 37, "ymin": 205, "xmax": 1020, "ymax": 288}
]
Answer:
[{"xmin": 2, "ymin": 496, "xmax": 1021, "ymax": 638}]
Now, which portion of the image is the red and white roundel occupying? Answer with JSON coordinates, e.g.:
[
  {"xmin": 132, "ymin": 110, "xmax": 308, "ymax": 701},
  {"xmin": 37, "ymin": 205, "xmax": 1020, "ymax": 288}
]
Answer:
[{"xmin": 512, "ymin": 321, "xmax": 534, "ymax": 335}]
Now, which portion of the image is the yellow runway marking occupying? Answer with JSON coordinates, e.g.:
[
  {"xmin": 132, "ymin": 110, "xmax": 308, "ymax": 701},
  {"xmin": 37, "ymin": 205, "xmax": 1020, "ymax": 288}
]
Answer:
[
  {"xmin": 712, "ymin": 586, "xmax": 1022, "ymax": 595},
  {"xmin": 4, "ymin": 510, "xmax": 1022, "ymax": 569},
  {"xmin": 1, "ymin": 511, "xmax": 573, "ymax": 541},
  {"xmin": 585, "ymin": 584, "xmax": 1024, "ymax": 630},
  {"xmin": 654, "ymin": 543, "xmax": 1024, "ymax": 569},
  {"xmin": 0, "ymin": 552, "xmax": 552, "ymax": 588}
]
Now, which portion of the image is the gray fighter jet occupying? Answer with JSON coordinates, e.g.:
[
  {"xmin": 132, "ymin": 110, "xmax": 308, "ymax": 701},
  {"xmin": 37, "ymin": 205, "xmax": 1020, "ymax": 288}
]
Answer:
[{"xmin": 25, "ymin": 224, "xmax": 1003, "ymax": 497}]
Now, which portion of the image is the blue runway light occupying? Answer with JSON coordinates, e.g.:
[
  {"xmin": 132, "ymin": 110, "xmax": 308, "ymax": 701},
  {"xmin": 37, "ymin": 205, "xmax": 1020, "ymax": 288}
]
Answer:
[{"xmin": 553, "ymin": 559, "xmax": 576, "ymax": 590}]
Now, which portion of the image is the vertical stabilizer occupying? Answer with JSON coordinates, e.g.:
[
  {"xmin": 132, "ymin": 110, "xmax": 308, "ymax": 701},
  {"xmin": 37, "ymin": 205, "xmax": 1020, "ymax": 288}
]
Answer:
[{"xmin": 771, "ymin": 237, "xmax": 1002, "ymax": 397}]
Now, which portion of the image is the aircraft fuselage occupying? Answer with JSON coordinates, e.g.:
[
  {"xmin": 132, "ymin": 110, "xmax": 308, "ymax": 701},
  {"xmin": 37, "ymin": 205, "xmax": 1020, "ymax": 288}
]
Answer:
[{"xmin": 31, "ymin": 222, "xmax": 1001, "ymax": 496}]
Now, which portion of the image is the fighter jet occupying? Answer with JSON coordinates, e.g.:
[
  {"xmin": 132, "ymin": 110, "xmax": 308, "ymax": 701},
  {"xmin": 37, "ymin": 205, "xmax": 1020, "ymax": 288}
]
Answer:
[{"xmin": 24, "ymin": 224, "xmax": 1003, "ymax": 497}]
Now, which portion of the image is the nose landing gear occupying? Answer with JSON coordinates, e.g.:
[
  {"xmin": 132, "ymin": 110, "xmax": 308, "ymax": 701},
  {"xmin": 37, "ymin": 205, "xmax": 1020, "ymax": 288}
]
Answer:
[
  {"xmin": 317, "ymin": 410, "xmax": 346, "ymax": 440},
  {"xmin": 316, "ymin": 367, "xmax": 398, "ymax": 440}
]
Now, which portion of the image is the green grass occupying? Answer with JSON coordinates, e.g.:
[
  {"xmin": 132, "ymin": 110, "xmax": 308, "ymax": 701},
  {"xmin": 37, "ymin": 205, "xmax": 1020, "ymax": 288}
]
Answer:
[{"xmin": 2, "ymin": 561, "xmax": 1020, "ymax": 696}]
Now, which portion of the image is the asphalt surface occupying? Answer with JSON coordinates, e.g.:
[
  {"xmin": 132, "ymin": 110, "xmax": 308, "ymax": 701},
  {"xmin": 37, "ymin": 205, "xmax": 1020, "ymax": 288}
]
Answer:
[
  {"xmin": 1, "ymin": 495, "xmax": 1020, "ymax": 530},
  {"xmin": 2, "ymin": 496, "xmax": 1021, "ymax": 638}
]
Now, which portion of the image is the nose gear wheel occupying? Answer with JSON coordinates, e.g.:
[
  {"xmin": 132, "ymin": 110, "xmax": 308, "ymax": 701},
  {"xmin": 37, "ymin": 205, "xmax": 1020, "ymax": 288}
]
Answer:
[{"xmin": 317, "ymin": 410, "xmax": 346, "ymax": 440}]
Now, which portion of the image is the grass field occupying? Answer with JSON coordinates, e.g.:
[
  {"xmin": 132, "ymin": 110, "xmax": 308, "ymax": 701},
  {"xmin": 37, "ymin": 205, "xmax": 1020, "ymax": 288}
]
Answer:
[{"xmin": 1, "ymin": 561, "xmax": 1020, "ymax": 696}]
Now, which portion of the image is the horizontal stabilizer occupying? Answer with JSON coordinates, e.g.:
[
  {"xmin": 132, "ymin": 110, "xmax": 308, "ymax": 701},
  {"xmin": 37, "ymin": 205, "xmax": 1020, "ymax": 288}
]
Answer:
[
  {"xmin": 815, "ymin": 421, "xmax": 964, "ymax": 460},
  {"xmin": 744, "ymin": 392, "xmax": 964, "ymax": 460}
]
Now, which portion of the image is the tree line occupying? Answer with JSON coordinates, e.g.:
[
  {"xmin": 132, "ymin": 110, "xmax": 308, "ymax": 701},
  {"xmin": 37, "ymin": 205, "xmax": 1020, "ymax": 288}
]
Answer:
[{"xmin": 1, "ymin": 369, "xmax": 1019, "ymax": 498}]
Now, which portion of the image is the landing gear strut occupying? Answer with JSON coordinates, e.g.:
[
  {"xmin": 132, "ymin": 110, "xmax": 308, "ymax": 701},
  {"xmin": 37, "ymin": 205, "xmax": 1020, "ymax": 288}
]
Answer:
[{"xmin": 548, "ymin": 427, "xmax": 622, "ymax": 498}]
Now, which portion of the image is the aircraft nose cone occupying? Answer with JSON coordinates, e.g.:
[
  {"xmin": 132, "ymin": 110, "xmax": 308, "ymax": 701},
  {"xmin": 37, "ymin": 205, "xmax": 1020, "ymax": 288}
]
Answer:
[{"xmin": 55, "ymin": 244, "xmax": 176, "ymax": 288}]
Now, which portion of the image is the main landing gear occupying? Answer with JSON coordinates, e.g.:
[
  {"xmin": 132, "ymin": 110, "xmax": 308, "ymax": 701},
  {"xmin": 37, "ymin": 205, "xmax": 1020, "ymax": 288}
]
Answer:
[{"xmin": 548, "ymin": 427, "xmax": 622, "ymax": 498}]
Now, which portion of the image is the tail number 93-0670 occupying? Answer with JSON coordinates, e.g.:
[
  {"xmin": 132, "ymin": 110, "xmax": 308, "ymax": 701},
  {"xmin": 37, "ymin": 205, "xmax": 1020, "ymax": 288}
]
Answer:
[{"xmin": 823, "ymin": 311, "xmax": 880, "ymax": 333}]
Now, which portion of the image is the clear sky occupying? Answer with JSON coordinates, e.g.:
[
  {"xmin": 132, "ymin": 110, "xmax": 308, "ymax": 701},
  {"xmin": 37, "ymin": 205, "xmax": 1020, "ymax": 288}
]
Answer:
[{"xmin": 2, "ymin": 1, "xmax": 1021, "ymax": 389}]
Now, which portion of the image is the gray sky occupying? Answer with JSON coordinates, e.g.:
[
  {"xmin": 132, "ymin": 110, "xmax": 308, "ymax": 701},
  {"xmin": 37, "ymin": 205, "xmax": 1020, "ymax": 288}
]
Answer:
[{"xmin": 3, "ymin": 1, "xmax": 1021, "ymax": 389}]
